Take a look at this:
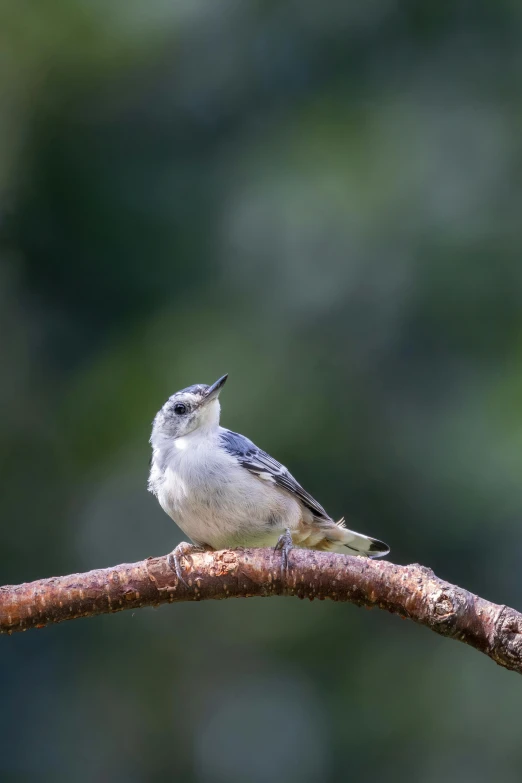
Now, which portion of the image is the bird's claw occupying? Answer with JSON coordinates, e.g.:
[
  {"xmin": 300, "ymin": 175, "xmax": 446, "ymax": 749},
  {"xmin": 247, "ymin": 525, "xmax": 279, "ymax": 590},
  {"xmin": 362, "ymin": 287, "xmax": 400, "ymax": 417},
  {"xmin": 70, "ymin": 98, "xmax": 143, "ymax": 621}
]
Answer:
[
  {"xmin": 275, "ymin": 528, "xmax": 294, "ymax": 579},
  {"xmin": 167, "ymin": 541, "xmax": 197, "ymax": 587}
]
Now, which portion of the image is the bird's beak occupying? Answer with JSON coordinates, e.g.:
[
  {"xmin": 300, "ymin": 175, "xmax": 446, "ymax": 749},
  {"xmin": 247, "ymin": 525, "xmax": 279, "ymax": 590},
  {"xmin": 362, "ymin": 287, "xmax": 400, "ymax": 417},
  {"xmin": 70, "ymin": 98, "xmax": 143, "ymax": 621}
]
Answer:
[{"xmin": 204, "ymin": 374, "xmax": 228, "ymax": 403}]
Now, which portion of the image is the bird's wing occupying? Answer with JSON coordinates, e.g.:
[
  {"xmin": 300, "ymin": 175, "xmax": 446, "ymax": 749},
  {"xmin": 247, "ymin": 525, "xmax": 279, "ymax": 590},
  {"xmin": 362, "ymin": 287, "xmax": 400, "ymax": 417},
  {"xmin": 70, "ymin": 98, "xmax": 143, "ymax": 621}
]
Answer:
[{"xmin": 219, "ymin": 429, "xmax": 331, "ymax": 522}]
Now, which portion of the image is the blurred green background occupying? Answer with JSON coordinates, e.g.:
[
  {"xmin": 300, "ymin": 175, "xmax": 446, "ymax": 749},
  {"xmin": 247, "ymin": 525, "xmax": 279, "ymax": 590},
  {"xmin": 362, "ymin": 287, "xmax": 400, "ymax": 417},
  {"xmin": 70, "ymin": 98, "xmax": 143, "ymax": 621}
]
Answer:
[{"xmin": 2, "ymin": 1, "xmax": 522, "ymax": 781}]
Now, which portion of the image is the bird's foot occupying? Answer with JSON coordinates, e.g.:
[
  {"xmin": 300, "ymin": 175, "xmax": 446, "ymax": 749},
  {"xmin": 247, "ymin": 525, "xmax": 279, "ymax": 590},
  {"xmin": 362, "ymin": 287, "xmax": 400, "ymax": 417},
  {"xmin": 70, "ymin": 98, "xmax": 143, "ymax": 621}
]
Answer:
[
  {"xmin": 274, "ymin": 528, "xmax": 294, "ymax": 579},
  {"xmin": 167, "ymin": 541, "xmax": 199, "ymax": 587}
]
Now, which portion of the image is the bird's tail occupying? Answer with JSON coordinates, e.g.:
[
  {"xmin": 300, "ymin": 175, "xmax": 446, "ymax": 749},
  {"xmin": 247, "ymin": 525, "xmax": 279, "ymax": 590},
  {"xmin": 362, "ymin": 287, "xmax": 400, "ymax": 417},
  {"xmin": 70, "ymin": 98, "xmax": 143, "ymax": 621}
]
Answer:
[{"xmin": 329, "ymin": 518, "xmax": 390, "ymax": 558}]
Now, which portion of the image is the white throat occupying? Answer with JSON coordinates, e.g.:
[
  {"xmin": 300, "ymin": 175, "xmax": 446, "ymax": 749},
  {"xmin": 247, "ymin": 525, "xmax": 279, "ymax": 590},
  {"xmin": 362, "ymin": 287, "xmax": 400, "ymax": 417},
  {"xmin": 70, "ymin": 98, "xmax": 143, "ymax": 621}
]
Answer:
[
  {"xmin": 150, "ymin": 398, "xmax": 221, "ymax": 454},
  {"xmin": 196, "ymin": 398, "xmax": 221, "ymax": 431}
]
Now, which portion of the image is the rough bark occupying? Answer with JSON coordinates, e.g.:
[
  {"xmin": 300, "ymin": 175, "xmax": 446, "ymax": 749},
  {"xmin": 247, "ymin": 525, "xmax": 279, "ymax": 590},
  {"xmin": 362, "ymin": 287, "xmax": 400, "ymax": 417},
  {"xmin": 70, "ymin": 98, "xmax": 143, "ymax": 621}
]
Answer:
[{"xmin": 1, "ymin": 548, "xmax": 521, "ymax": 674}]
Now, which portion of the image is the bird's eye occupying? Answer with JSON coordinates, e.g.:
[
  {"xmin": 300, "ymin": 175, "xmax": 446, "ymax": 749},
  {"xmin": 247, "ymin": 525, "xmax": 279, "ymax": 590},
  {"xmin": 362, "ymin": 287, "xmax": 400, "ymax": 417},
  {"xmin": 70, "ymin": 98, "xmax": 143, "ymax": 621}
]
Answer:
[{"xmin": 173, "ymin": 403, "xmax": 187, "ymax": 415}]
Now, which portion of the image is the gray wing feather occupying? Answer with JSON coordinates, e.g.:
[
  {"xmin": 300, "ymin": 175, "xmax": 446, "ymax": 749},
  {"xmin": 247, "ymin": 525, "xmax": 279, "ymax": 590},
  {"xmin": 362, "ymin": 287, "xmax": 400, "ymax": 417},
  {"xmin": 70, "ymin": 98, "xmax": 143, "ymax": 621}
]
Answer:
[{"xmin": 219, "ymin": 429, "xmax": 330, "ymax": 522}]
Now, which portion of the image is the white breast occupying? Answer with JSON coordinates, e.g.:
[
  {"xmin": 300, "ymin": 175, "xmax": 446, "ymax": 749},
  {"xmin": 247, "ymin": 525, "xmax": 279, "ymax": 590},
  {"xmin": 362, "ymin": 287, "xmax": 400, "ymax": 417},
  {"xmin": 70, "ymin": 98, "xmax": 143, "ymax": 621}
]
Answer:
[{"xmin": 152, "ymin": 429, "xmax": 301, "ymax": 549}]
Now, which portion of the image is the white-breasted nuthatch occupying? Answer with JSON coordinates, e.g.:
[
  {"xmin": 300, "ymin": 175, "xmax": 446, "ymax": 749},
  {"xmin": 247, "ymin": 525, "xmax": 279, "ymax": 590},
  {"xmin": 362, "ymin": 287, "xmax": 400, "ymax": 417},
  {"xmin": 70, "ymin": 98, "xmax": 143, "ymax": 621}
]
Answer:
[{"xmin": 148, "ymin": 374, "xmax": 389, "ymax": 582}]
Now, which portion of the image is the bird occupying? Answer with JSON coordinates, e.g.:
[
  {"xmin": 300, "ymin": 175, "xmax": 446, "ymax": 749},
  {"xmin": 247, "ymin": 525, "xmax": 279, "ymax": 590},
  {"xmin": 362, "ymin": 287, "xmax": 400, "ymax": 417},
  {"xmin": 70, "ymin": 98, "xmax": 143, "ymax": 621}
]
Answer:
[{"xmin": 148, "ymin": 374, "xmax": 389, "ymax": 582}]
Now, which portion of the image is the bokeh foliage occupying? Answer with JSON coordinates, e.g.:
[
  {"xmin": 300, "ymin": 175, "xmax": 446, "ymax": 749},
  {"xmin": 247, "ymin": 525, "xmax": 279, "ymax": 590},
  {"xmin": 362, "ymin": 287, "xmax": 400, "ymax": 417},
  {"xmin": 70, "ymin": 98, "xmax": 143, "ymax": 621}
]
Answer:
[{"xmin": 2, "ymin": 2, "xmax": 522, "ymax": 781}]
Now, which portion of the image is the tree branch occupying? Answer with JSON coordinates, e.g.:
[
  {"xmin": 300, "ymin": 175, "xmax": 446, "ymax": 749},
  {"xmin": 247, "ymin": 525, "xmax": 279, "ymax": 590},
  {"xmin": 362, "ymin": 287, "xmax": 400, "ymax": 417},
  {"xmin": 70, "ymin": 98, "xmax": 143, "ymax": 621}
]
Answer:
[{"xmin": 1, "ymin": 548, "xmax": 521, "ymax": 673}]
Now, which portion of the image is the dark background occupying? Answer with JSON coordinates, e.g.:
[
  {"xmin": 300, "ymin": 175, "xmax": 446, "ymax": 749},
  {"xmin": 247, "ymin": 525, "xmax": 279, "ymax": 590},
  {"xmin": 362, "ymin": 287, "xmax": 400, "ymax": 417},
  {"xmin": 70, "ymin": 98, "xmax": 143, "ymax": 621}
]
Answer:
[{"xmin": 2, "ymin": 2, "xmax": 522, "ymax": 781}]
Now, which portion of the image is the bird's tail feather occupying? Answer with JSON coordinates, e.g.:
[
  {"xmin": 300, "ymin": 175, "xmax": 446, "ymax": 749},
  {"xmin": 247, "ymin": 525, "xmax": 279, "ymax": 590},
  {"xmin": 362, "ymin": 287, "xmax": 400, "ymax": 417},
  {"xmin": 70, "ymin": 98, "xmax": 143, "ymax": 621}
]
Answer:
[{"xmin": 332, "ymin": 518, "xmax": 389, "ymax": 558}]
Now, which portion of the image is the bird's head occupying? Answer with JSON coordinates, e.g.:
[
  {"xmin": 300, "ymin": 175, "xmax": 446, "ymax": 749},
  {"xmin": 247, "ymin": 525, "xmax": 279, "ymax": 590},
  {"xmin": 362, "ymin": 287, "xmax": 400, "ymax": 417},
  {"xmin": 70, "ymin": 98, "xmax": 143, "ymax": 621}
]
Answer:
[{"xmin": 151, "ymin": 374, "xmax": 228, "ymax": 443}]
